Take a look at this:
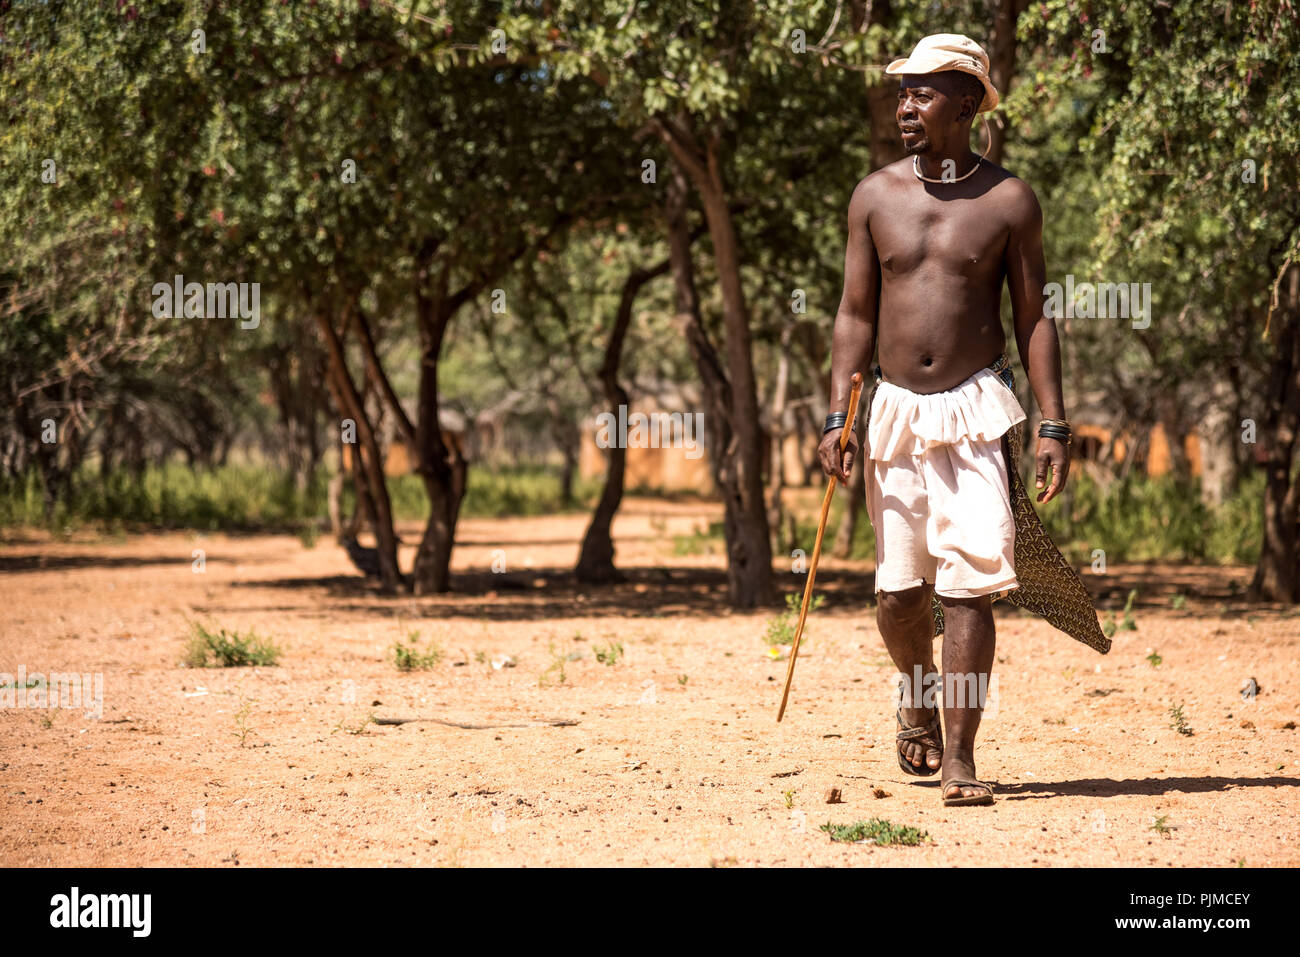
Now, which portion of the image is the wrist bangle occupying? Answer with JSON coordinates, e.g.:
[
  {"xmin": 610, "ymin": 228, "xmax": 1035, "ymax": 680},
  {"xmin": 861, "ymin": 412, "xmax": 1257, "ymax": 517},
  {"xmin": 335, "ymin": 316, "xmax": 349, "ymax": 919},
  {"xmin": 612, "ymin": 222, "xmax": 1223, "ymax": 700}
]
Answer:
[{"xmin": 823, "ymin": 412, "xmax": 848, "ymax": 435}]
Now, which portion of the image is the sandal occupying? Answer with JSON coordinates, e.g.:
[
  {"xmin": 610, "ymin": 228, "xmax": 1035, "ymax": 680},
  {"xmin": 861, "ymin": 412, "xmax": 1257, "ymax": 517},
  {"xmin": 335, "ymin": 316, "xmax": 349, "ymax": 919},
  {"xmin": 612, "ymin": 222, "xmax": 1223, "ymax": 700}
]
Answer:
[
  {"xmin": 942, "ymin": 777, "xmax": 995, "ymax": 807},
  {"xmin": 895, "ymin": 705, "xmax": 943, "ymax": 777}
]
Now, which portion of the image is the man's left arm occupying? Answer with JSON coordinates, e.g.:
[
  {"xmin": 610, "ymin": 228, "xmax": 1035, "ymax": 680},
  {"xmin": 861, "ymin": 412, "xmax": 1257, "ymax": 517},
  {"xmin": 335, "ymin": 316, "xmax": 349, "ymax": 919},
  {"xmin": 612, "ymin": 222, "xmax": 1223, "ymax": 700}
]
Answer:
[{"xmin": 1004, "ymin": 180, "xmax": 1070, "ymax": 503}]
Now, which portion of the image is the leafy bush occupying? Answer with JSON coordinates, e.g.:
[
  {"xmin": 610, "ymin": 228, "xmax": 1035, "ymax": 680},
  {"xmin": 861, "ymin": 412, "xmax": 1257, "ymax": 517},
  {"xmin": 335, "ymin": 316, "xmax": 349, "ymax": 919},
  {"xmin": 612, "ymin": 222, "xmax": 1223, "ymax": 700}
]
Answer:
[{"xmin": 183, "ymin": 622, "xmax": 281, "ymax": 668}]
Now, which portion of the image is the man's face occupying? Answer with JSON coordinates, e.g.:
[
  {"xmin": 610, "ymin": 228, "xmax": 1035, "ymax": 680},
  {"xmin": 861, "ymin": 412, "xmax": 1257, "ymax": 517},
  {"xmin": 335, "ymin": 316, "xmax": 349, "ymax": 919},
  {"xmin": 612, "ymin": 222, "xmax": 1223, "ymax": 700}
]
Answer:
[{"xmin": 896, "ymin": 74, "xmax": 973, "ymax": 154}]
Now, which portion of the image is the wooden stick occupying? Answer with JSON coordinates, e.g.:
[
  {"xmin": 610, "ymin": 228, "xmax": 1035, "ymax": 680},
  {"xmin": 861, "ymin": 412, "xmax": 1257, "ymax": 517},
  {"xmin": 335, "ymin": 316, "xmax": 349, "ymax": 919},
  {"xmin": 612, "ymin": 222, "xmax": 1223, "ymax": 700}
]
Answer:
[{"xmin": 776, "ymin": 371, "xmax": 864, "ymax": 722}]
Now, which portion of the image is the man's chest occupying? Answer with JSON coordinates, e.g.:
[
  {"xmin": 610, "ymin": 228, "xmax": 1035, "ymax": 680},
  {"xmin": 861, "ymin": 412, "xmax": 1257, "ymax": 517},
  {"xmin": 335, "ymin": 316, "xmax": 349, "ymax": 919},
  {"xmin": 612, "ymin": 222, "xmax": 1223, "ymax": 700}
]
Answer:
[{"xmin": 870, "ymin": 198, "xmax": 1010, "ymax": 279}]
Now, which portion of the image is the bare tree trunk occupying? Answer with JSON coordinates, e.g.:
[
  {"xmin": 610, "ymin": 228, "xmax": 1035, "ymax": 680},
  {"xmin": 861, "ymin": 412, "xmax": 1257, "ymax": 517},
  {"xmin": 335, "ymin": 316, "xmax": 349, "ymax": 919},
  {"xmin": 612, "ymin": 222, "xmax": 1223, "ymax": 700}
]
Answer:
[
  {"xmin": 662, "ymin": 162, "xmax": 771, "ymax": 605},
  {"xmin": 1250, "ymin": 267, "xmax": 1300, "ymax": 602},
  {"xmin": 1196, "ymin": 375, "xmax": 1240, "ymax": 507},
  {"xmin": 576, "ymin": 256, "xmax": 671, "ymax": 583},
  {"xmin": 315, "ymin": 310, "xmax": 402, "ymax": 593},
  {"xmin": 767, "ymin": 320, "xmax": 793, "ymax": 555},
  {"xmin": 985, "ymin": 0, "xmax": 1031, "ymax": 165},
  {"xmin": 1156, "ymin": 391, "xmax": 1192, "ymax": 481},
  {"xmin": 411, "ymin": 263, "xmax": 469, "ymax": 595},
  {"xmin": 657, "ymin": 120, "xmax": 772, "ymax": 607}
]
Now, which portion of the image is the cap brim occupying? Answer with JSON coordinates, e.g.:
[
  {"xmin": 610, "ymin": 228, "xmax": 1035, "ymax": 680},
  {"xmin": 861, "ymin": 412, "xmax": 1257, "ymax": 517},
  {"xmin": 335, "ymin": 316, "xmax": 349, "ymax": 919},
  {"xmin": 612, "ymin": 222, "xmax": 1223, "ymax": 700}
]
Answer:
[
  {"xmin": 885, "ymin": 57, "xmax": 910, "ymax": 75},
  {"xmin": 978, "ymin": 79, "xmax": 999, "ymax": 112}
]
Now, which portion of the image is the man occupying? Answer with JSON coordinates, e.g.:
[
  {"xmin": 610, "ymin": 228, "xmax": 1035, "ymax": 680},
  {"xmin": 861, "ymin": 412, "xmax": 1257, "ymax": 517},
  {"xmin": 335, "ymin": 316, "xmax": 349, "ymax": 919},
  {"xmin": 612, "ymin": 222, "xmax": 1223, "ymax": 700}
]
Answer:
[{"xmin": 819, "ymin": 34, "xmax": 1088, "ymax": 807}]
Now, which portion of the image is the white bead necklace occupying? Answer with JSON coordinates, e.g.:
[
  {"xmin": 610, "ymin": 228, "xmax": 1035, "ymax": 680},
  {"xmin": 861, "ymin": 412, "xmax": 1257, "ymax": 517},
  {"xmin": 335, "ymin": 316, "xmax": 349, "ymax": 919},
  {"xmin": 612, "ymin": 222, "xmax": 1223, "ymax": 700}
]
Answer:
[{"xmin": 912, "ymin": 155, "xmax": 982, "ymax": 184}]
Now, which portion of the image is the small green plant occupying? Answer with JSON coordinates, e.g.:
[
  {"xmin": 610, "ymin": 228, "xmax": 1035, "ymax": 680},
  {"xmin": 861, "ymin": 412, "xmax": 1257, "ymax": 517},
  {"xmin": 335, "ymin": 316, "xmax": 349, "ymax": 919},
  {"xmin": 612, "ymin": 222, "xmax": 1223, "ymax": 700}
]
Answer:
[
  {"xmin": 677, "ymin": 674, "xmax": 689, "ymax": 686},
  {"xmin": 39, "ymin": 712, "xmax": 55, "ymax": 729},
  {"xmin": 765, "ymin": 593, "xmax": 824, "ymax": 646},
  {"xmin": 1168, "ymin": 703, "xmax": 1194, "ymax": 736},
  {"xmin": 1120, "ymin": 589, "xmax": 1139, "ymax": 630},
  {"xmin": 672, "ymin": 520, "xmax": 726, "ymax": 556},
  {"xmin": 184, "ymin": 621, "xmax": 281, "ymax": 668},
  {"xmin": 391, "ymin": 631, "xmax": 442, "ymax": 671},
  {"xmin": 1150, "ymin": 815, "xmax": 1173, "ymax": 837},
  {"xmin": 1146, "ymin": 649, "xmax": 1163, "ymax": 668},
  {"xmin": 231, "ymin": 696, "xmax": 255, "ymax": 747},
  {"xmin": 473, "ymin": 650, "xmax": 488, "ymax": 665},
  {"xmin": 783, "ymin": 790, "xmax": 796, "ymax": 809},
  {"xmin": 1170, "ymin": 593, "xmax": 1187, "ymax": 610},
  {"xmin": 1103, "ymin": 589, "xmax": 1140, "ymax": 637},
  {"xmin": 331, "ymin": 711, "xmax": 376, "ymax": 735},
  {"xmin": 593, "ymin": 641, "xmax": 623, "ymax": 666},
  {"xmin": 820, "ymin": 818, "xmax": 929, "ymax": 846},
  {"xmin": 539, "ymin": 642, "xmax": 570, "ymax": 688}
]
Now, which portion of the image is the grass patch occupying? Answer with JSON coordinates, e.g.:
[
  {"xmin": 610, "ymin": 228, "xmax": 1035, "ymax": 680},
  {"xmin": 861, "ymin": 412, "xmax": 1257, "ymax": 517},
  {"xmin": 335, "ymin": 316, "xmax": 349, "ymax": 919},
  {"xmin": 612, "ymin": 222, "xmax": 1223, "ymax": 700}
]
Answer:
[
  {"xmin": 764, "ymin": 592, "xmax": 824, "ymax": 646},
  {"xmin": 0, "ymin": 463, "xmax": 329, "ymax": 534},
  {"xmin": 1102, "ymin": 588, "xmax": 1139, "ymax": 638},
  {"xmin": 820, "ymin": 818, "xmax": 930, "ymax": 846},
  {"xmin": 184, "ymin": 622, "xmax": 281, "ymax": 668},
  {"xmin": 672, "ymin": 519, "xmax": 726, "ymax": 557},
  {"xmin": 1041, "ymin": 469, "xmax": 1264, "ymax": 565},
  {"xmin": 391, "ymin": 631, "xmax": 443, "ymax": 671},
  {"xmin": 593, "ymin": 641, "xmax": 623, "ymax": 666}
]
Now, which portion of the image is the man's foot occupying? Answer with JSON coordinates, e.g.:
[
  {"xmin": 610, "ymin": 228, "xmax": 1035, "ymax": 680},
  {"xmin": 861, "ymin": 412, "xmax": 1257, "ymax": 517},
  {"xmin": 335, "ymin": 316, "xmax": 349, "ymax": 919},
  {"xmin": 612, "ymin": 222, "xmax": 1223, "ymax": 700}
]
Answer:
[
  {"xmin": 896, "ymin": 705, "xmax": 943, "ymax": 776},
  {"xmin": 941, "ymin": 753, "xmax": 994, "ymax": 806}
]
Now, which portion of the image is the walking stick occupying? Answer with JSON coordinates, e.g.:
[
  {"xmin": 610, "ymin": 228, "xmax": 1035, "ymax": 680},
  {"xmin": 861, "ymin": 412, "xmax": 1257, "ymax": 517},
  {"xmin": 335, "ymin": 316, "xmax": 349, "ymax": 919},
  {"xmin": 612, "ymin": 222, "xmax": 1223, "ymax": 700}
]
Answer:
[{"xmin": 776, "ymin": 371, "xmax": 864, "ymax": 722}]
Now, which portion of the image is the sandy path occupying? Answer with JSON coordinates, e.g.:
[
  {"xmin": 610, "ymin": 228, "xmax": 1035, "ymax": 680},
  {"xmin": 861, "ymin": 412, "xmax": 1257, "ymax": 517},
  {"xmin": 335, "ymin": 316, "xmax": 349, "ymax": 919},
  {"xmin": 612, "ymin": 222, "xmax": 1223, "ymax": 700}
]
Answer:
[{"xmin": 2, "ymin": 500, "xmax": 1297, "ymax": 867}]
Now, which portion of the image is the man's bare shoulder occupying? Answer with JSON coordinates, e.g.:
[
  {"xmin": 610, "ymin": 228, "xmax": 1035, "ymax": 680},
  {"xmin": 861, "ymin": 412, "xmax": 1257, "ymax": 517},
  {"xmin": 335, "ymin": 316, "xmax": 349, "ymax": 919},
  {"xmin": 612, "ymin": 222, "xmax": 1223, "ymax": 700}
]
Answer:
[
  {"xmin": 848, "ymin": 159, "xmax": 913, "ymax": 212},
  {"xmin": 983, "ymin": 165, "xmax": 1042, "ymax": 225}
]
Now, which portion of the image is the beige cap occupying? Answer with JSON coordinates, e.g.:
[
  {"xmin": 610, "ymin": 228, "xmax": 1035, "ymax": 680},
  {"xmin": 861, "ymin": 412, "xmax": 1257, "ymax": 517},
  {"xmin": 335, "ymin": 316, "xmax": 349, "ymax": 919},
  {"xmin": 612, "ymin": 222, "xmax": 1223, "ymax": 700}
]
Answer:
[{"xmin": 886, "ymin": 33, "xmax": 999, "ymax": 113}]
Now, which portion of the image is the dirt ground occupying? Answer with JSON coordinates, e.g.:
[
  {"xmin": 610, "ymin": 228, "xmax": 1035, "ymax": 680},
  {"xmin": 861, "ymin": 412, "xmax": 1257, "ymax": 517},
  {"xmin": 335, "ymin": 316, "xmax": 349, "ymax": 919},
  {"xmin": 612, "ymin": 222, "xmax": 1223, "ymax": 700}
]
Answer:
[{"xmin": 2, "ymin": 497, "xmax": 1298, "ymax": 867}]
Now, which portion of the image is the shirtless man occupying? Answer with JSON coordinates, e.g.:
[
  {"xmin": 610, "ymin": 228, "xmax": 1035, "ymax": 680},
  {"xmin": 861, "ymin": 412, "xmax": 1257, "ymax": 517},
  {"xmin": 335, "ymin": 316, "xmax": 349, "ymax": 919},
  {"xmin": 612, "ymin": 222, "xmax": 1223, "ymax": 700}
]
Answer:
[{"xmin": 819, "ymin": 34, "xmax": 1072, "ymax": 806}]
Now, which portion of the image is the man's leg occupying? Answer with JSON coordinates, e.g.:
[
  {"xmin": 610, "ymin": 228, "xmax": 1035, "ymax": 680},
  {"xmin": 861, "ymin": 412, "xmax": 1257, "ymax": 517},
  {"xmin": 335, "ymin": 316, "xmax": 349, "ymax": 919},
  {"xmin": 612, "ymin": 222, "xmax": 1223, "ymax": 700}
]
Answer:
[
  {"xmin": 937, "ymin": 593, "xmax": 996, "ymax": 800},
  {"xmin": 878, "ymin": 584, "xmax": 941, "ymax": 772}
]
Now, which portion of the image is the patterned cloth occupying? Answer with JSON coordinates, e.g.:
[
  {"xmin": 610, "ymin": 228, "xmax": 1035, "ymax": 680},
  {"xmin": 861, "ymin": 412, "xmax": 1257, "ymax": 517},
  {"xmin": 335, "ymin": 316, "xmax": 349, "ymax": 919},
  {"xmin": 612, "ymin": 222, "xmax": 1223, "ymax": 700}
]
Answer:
[{"xmin": 864, "ymin": 354, "xmax": 1111, "ymax": 654}]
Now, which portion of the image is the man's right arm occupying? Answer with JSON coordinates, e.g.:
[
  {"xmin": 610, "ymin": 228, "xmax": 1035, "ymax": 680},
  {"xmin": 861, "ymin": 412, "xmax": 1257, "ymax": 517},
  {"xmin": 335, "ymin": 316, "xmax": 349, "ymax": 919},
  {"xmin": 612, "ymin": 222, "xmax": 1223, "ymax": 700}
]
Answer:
[{"xmin": 820, "ymin": 177, "xmax": 880, "ymax": 483}]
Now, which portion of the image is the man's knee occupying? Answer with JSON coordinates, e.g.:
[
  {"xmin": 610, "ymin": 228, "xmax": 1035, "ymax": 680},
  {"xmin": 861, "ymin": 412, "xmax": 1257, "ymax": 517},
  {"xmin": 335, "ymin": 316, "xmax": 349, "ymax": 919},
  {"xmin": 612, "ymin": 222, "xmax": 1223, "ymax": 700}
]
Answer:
[
  {"xmin": 878, "ymin": 584, "xmax": 932, "ymax": 620},
  {"xmin": 936, "ymin": 592, "xmax": 993, "ymax": 614}
]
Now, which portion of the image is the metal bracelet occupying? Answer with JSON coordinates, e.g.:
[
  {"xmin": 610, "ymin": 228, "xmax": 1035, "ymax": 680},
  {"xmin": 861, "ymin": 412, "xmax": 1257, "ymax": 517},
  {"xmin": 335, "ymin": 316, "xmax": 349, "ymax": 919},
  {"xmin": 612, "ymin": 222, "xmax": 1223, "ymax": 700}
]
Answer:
[{"xmin": 823, "ymin": 412, "xmax": 848, "ymax": 435}]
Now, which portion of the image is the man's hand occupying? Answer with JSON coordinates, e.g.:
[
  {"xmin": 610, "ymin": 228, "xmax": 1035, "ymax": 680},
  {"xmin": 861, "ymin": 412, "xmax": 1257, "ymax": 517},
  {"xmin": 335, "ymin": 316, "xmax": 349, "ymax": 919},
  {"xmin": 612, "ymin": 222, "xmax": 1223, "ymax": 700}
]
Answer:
[
  {"xmin": 1034, "ymin": 436, "xmax": 1070, "ymax": 503},
  {"xmin": 818, "ymin": 428, "xmax": 859, "ymax": 487}
]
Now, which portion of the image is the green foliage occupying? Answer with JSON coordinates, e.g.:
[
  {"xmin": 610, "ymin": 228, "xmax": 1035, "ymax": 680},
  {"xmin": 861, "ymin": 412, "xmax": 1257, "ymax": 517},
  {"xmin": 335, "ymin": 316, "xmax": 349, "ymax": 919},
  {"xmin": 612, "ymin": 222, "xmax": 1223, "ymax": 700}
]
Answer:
[
  {"xmin": 1040, "ymin": 470, "xmax": 1263, "ymax": 565},
  {"xmin": 1168, "ymin": 703, "xmax": 1194, "ymax": 737},
  {"xmin": 593, "ymin": 642, "xmax": 623, "ymax": 666},
  {"xmin": 184, "ymin": 622, "xmax": 281, "ymax": 668},
  {"xmin": 0, "ymin": 463, "xmax": 327, "ymax": 533},
  {"xmin": 673, "ymin": 520, "xmax": 727, "ymax": 556},
  {"xmin": 1102, "ymin": 588, "xmax": 1139, "ymax": 638},
  {"xmin": 391, "ymin": 632, "xmax": 443, "ymax": 672},
  {"xmin": 764, "ymin": 592, "xmax": 825, "ymax": 646},
  {"xmin": 820, "ymin": 818, "xmax": 929, "ymax": 846}
]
